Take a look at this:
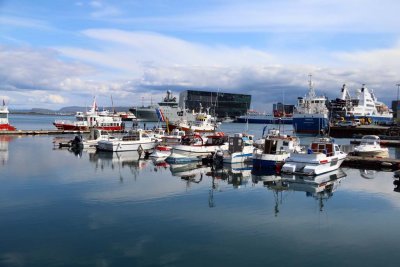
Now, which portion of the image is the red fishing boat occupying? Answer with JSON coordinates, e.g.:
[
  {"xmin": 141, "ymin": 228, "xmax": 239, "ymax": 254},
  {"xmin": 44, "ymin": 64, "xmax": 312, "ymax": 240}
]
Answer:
[
  {"xmin": 0, "ymin": 101, "xmax": 16, "ymax": 131},
  {"xmin": 53, "ymin": 98, "xmax": 124, "ymax": 131}
]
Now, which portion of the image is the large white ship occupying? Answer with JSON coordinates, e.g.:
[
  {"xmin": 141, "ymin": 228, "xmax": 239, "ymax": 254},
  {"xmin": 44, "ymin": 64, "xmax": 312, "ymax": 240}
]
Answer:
[{"xmin": 330, "ymin": 84, "xmax": 393, "ymax": 124}]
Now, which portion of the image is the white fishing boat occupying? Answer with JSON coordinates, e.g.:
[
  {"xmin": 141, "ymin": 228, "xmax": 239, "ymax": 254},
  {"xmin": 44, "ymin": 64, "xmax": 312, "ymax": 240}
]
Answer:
[
  {"xmin": 281, "ymin": 137, "xmax": 347, "ymax": 176},
  {"xmin": 218, "ymin": 133, "xmax": 254, "ymax": 164},
  {"xmin": 97, "ymin": 129, "xmax": 157, "ymax": 152},
  {"xmin": 149, "ymin": 129, "xmax": 186, "ymax": 158},
  {"xmin": 353, "ymin": 135, "xmax": 389, "ymax": 157},
  {"xmin": 148, "ymin": 127, "xmax": 166, "ymax": 141},
  {"xmin": 69, "ymin": 129, "xmax": 117, "ymax": 149},
  {"xmin": 166, "ymin": 106, "xmax": 218, "ymax": 133},
  {"xmin": 165, "ymin": 132, "xmax": 228, "ymax": 163},
  {"xmin": 83, "ymin": 129, "xmax": 116, "ymax": 149},
  {"xmin": 252, "ymin": 129, "xmax": 302, "ymax": 172}
]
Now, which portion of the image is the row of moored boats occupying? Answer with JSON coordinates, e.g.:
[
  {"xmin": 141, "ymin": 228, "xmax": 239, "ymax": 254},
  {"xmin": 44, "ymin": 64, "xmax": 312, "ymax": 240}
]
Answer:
[{"xmin": 67, "ymin": 125, "xmax": 388, "ymax": 176}]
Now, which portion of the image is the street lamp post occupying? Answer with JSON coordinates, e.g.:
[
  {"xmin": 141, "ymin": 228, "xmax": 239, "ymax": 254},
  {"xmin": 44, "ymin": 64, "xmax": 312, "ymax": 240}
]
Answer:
[
  {"xmin": 396, "ymin": 84, "xmax": 400, "ymax": 124},
  {"xmin": 397, "ymin": 83, "xmax": 400, "ymax": 103}
]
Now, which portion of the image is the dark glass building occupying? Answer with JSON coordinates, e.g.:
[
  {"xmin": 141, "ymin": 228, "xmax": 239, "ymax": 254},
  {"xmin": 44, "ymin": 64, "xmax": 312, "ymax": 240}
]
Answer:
[
  {"xmin": 179, "ymin": 90, "xmax": 251, "ymax": 118},
  {"xmin": 392, "ymin": 100, "xmax": 400, "ymax": 123}
]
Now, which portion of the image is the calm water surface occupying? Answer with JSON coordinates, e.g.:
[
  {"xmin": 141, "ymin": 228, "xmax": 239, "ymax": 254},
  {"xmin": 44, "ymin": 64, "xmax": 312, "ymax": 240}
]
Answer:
[{"xmin": 1, "ymin": 117, "xmax": 400, "ymax": 266}]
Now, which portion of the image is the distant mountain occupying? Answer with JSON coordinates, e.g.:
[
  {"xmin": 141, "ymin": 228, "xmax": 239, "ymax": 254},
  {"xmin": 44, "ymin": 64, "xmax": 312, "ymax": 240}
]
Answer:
[
  {"xmin": 11, "ymin": 106, "xmax": 132, "ymax": 114},
  {"xmin": 58, "ymin": 106, "xmax": 86, "ymax": 113},
  {"xmin": 31, "ymin": 108, "xmax": 57, "ymax": 113}
]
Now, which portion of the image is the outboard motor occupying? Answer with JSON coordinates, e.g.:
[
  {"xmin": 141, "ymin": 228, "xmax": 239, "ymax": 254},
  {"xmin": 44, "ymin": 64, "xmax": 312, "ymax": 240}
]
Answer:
[
  {"xmin": 70, "ymin": 135, "xmax": 83, "ymax": 149},
  {"xmin": 394, "ymin": 170, "xmax": 400, "ymax": 193}
]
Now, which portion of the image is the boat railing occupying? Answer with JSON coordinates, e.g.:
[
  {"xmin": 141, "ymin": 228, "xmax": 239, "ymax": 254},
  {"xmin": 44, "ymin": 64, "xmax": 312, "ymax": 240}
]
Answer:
[
  {"xmin": 54, "ymin": 119, "xmax": 86, "ymax": 126},
  {"xmin": 308, "ymin": 148, "xmax": 334, "ymax": 156}
]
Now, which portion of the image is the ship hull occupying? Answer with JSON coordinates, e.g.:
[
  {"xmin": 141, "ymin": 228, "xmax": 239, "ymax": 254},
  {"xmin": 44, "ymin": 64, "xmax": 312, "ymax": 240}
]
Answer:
[
  {"xmin": 130, "ymin": 108, "xmax": 159, "ymax": 122},
  {"xmin": 53, "ymin": 123, "xmax": 123, "ymax": 131},
  {"xmin": 292, "ymin": 115, "xmax": 329, "ymax": 135},
  {"xmin": 348, "ymin": 115, "xmax": 393, "ymax": 124},
  {"xmin": 0, "ymin": 124, "xmax": 16, "ymax": 131},
  {"xmin": 235, "ymin": 117, "xmax": 293, "ymax": 124}
]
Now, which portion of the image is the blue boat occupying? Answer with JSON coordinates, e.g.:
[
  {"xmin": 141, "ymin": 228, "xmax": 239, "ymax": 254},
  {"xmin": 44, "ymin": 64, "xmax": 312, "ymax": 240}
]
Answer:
[
  {"xmin": 292, "ymin": 75, "xmax": 330, "ymax": 135},
  {"xmin": 252, "ymin": 128, "xmax": 302, "ymax": 172}
]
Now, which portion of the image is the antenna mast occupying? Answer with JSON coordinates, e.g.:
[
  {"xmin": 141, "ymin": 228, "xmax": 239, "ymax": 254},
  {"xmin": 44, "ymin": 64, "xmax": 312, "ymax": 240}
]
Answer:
[{"xmin": 308, "ymin": 74, "xmax": 316, "ymax": 98}]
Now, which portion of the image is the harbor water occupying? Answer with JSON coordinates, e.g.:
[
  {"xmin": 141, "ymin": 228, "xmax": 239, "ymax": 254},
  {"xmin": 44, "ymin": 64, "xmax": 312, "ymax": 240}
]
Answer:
[{"xmin": 1, "ymin": 115, "xmax": 400, "ymax": 266}]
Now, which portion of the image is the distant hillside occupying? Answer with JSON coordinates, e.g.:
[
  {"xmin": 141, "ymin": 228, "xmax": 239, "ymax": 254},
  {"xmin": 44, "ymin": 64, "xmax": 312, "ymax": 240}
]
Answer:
[
  {"xmin": 11, "ymin": 106, "xmax": 132, "ymax": 114},
  {"xmin": 59, "ymin": 106, "xmax": 131, "ymax": 113}
]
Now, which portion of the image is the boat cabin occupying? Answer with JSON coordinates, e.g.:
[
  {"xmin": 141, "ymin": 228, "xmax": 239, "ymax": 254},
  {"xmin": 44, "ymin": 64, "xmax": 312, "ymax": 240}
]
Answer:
[
  {"xmin": 228, "ymin": 133, "xmax": 254, "ymax": 153},
  {"xmin": 263, "ymin": 138, "xmax": 288, "ymax": 154},
  {"xmin": 308, "ymin": 138, "xmax": 340, "ymax": 157},
  {"xmin": 360, "ymin": 135, "xmax": 380, "ymax": 145},
  {"xmin": 122, "ymin": 129, "xmax": 150, "ymax": 141},
  {"xmin": 204, "ymin": 133, "xmax": 228, "ymax": 146}
]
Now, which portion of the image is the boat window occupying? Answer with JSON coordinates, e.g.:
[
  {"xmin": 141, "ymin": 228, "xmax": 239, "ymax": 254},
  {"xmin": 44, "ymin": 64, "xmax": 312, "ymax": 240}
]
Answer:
[
  {"xmin": 0, "ymin": 114, "xmax": 7, "ymax": 119},
  {"xmin": 311, "ymin": 143, "xmax": 318, "ymax": 153},
  {"xmin": 283, "ymin": 141, "xmax": 289, "ymax": 146}
]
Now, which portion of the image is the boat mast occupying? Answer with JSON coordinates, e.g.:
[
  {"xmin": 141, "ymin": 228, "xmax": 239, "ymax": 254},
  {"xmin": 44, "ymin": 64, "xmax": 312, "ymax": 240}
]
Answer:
[
  {"xmin": 308, "ymin": 74, "xmax": 316, "ymax": 99},
  {"xmin": 111, "ymin": 95, "xmax": 115, "ymax": 114}
]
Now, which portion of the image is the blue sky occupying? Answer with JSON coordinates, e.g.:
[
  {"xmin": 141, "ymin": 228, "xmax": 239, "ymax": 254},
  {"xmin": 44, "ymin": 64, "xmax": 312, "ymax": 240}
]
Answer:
[{"xmin": 1, "ymin": 0, "xmax": 400, "ymax": 110}]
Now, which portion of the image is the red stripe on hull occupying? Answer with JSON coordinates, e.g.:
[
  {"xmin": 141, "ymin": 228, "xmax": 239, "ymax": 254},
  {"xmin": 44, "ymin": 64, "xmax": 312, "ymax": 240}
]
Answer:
[
  {"xmin": 53, "ymin": 123, "xmax": 123, "ymax": 131},
  {"xmin": 167, "ymin": 124, "xmax": 214, "ymax": 133},
  {"xmin": 0, "ymin": 124, "xmax": 16, "ymax": 131}
]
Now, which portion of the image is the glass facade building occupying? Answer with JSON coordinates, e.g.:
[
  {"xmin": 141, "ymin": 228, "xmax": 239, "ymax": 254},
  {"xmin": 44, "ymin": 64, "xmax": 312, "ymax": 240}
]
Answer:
[
  {"xmin": 392, "ymin": 100, "xmax": 400, "ymax": 123},
  {"xmin": 179, "ymin": 90, "xmax": 251, "ymax": 118}
]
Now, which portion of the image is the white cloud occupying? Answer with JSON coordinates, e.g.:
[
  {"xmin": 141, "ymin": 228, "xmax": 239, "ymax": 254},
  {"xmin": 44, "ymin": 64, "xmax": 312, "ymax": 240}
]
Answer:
[
  {"xmin": 0, "ymin": 16, "xmax": 53, "ymax": 30},
  {"xmin": 3, "ymin": 27, "xmax": 400, "ymax": 109},
  {"xmin": 88, "ymin": 1, "xmax": 121, "ymax": 18},
  {"xmin": 89, "ymin": 1, "xmax": 103, "ymax": 8},
  {"xmin": 42, "ymin": 94, "xmax": 67, "ymax": 104},
  {"xmin": 110, "ymin": 0, "xmax": 400, "ymax": 33}
]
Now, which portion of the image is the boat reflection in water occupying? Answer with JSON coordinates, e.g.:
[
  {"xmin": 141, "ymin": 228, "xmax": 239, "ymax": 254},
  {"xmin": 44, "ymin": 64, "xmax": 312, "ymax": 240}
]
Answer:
[
  {"xmin": 169, "ymin": 162, "xmax": 210, "ymax": 184},
  {"xmin": 359, "ymin": 169, "xmax": 377, "ymax": 179},
  {"xmin": 0, "ymin": 136, "xmax": 12, "ymax": 166},
  {"xmin": 209, "ymin": 163, "xmax": 252, "ymax": 189},
  {"xmin": 88, "ymin": 151, "xmax": 145, "ymax": 181},
  {"xmin": 253, "ymin": 168, "xmax": 347, "ymax": 215},
  {"xmin": 168, "ymin": 162, "xmax": 253, "ymax": 207}
]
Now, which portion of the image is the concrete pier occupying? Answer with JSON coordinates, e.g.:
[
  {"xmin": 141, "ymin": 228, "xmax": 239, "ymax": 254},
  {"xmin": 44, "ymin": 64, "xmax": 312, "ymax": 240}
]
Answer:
[
  {"xmin": 329, "ymin": 125, "xmax": 390, "ymax": 138},
  {"xmin": 0, "ymin": 130, "xmax": 90, "ymax": 135},
  {"xmin": 350, "ymin": 139, "xmax": 400, "ymax": 147},
  {"xmin": 342, "ymin": 156, "xmax": 400, "ymax": 170}
]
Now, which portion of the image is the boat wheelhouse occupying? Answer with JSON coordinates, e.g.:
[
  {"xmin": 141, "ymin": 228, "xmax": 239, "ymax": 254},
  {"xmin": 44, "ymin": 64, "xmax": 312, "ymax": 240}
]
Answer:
[
  {"xmin": 353, "ymin": 135, "xmax": 389, "ymax": 157},
  {"xmin": 0, "ymin": 104, "xmax": 16, "ymax": 131},
  {"xmin": 53, "ymin": 98, "xmax": 124, "ymax": 131},
  {"xmin": 281, "ymin": 137, "xmax": 347, "ymax": 176},
  {"xmin": 253, "ymin": 130, "xmax": 301, "ymax": 172}
]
